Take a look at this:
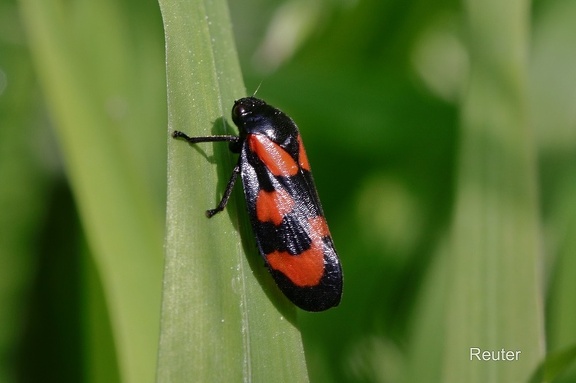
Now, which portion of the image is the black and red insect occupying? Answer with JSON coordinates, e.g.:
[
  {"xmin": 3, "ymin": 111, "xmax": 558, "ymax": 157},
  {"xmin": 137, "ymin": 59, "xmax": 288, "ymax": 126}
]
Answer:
[{"xmin": 173, "ymin": 97, "xmax": 342, "ymax": 311}]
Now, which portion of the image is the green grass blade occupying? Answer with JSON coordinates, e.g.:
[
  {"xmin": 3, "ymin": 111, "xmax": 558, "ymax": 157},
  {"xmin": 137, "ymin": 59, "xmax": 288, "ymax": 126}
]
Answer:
[
  {"xmin": 443, "ymin": 0, "xmax": 545, "ymax": 381},
  {"xmin": 0, "ymin": 25, "xmax": 50, "ymax": 381},
  {"xmin": 545, "ymin": 176, "xmax": 576, "ymax": 382},
  {"xmin": 157, "ymin": 0, "xmax": 309, "ymax": 381},
  {"xmin": 407, "ymin": 239, "xmax": 450, "ymax": 383},
  {"xmin": 19, "ymin": 0, "xmax": 165, "ymax": 382},
  {"xmin": 528, "ymin": 344, "xmax": 576, "ymax": 383},
  {"xmin": 532, "ymin": 2, "xmax": 576, "ymax": 381}
]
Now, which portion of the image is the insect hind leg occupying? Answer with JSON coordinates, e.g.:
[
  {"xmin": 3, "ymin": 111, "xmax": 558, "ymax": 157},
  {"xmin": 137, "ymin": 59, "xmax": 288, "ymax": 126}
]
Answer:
[{"xmin": 206, "ymin": 161, "xmax": 241, "ymax": 218}]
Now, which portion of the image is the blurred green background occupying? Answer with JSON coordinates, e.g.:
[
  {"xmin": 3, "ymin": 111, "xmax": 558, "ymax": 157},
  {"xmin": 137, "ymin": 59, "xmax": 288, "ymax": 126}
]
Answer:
[{"xmin": 2, "ymin": 0, "xmax": 576, "ymax": 381}]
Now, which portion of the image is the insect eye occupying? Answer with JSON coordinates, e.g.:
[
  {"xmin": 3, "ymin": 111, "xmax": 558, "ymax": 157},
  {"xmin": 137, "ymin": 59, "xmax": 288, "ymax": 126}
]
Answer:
[{"xmin": 233, "ymin": 104, "xmax": 248, "ymax": 119}]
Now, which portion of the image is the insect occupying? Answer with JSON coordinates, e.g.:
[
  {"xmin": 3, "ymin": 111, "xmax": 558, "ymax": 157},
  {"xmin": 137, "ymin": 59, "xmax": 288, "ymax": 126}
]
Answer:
[{"xmin": 172, "ymin": 97, "xmax": 342, "ymax": 311}]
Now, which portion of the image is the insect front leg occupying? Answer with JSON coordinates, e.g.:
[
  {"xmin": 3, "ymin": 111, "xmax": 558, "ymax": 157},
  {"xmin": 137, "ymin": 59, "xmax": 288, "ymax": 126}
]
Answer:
[
  {"xmin": 206, "ymin": 160, "xmax": 241, "ymax": 218},
  {"xmin": 172, "ymin": 130, "xmax": 239, "ymax": 145},
  {"xmin": 172, "ymin": 130, "xmax": 242, "ymax": 217}
]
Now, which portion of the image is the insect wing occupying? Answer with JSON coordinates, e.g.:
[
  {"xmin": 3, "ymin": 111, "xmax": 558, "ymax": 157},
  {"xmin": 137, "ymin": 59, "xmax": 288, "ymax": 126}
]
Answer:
[
  {"xmin": 174, "ymin": 96, "xmax": 343, "ymax": 312},
  {"xmin": 240, "ymin": 132, "xmax": 342, "ymax": 311}
]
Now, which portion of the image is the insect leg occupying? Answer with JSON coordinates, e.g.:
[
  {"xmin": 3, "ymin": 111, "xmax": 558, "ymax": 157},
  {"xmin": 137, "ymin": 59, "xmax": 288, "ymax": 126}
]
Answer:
[
  {"xmin": 172, "ymin": 130, "xmax": 239, "ymax": 144},
  {"xmin": 206, "ymin": 160, "xmax": 241, "ymax": 218}
]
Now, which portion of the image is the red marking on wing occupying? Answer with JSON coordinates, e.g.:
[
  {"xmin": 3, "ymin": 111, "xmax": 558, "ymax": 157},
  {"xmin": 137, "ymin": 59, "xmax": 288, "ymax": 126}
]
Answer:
[
  {"xmin": 248, "ymin": 134, "xmax": 298, "ymax": 176},
  {"xmin": 297, "ymin": 135, "xmax": 311, "ymax": 171},
  {"xmin": 308, "ymin": 216, "xmax": 330, "ymax": 238},
  {"xmin": 266, "ymin": 216, "xmax": 331, "ymax": 287},
  {"xmin": 256, "ymin": 189, "xmax": 295, "ymax": 226}
]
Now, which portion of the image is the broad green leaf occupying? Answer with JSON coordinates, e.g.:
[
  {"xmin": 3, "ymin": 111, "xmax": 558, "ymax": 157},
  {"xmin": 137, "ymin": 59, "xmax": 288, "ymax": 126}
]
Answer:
[{"xmin": 157, "ymin": 0, "xmax": 309, "ymax": 381}]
